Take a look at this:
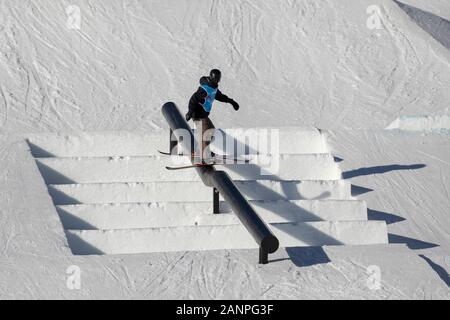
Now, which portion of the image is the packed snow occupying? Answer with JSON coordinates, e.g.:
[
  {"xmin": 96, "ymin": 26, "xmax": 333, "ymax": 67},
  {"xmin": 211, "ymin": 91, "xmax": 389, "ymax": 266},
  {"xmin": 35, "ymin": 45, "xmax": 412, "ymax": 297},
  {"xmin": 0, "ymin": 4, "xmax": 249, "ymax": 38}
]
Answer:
[{"xmin": 0, "ymin": 0, "xmax": 449, "ymax": 299}]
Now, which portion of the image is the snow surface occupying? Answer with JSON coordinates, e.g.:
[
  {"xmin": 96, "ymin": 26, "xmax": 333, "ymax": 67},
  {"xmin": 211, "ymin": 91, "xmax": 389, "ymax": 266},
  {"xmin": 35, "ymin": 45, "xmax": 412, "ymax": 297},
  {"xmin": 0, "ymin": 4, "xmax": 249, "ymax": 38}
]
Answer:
[
  {"xmin": 0, "ymin": 0, "xmax": 449, "ymax": 299},
  {"xmin": 1, "ymin": 0, "xmax": 450, "ymax": 132}
]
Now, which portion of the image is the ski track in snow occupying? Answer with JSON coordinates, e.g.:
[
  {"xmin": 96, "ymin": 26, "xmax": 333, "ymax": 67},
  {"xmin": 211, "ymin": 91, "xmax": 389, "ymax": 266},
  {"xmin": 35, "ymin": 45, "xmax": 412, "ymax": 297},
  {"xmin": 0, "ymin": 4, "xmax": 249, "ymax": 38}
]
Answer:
[
  {"xmin": 0, "ymin": 0, "xmax": 449, "ymax": 299},
  {"xmin": 0, "ymin": 0, "xmax": 449, "ymax": 132}
]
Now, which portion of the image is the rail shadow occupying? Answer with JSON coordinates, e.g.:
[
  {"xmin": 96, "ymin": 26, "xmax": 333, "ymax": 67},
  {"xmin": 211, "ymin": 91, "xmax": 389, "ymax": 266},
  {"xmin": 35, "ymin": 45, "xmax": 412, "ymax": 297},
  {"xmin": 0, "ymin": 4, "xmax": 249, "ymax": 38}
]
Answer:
[{"xmin": 221, "ymin": 200, "xmax": 325, "ymax": 222}]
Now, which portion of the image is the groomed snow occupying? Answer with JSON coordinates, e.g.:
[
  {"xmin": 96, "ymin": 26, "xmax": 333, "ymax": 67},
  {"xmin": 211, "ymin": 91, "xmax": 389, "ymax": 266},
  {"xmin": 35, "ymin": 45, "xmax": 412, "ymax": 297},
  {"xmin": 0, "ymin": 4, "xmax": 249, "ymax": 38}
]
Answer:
[
  {"xmin": 1, "ymin": 127, "xmax": 448, "ymax": 299},
  {"xmin": 1, "ymin": 0, "xmax": 449, "ymax": 132},
  {"xmin": 0, "ymin": 0, "xmax": 449, "ymax": 299}
]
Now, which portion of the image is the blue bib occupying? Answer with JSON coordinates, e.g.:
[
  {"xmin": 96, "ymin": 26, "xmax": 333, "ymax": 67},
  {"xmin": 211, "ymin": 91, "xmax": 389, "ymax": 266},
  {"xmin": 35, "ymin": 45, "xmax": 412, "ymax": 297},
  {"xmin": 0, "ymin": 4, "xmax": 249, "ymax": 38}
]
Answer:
[{"xmin": 200, "ymin": 84, "xmax": 217, "ymax": 112}]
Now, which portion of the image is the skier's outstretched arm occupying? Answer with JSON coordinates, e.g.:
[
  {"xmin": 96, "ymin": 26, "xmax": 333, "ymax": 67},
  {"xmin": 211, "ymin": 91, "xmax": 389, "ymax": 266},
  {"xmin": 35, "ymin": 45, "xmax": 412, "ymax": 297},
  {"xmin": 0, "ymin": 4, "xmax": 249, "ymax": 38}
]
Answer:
[{"xmin": 216, "ymin": 90, "xmax": 240, "ymax": 110}]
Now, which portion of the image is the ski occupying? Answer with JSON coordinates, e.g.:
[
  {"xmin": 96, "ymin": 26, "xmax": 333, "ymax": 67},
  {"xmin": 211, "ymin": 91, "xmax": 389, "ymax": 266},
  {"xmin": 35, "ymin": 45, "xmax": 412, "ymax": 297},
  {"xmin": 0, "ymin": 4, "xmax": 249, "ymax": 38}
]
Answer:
[
  {"xmin": 158, "ymin": 150, "xmax": 251, "ymax": 163},
  {"xmin": 158, "ymin": 150, "xmax": 174, "ymax": 156},
  {"xmin": 210, "ymin": 155, "xmax": 252, "ymax": 163},
  {"xmin": 165, "ymin": 162, "xmax": 220, "ymax": 170},
  {"xmin": 165, "ymin": 156, "xmax": 251, "ymax": 170}
]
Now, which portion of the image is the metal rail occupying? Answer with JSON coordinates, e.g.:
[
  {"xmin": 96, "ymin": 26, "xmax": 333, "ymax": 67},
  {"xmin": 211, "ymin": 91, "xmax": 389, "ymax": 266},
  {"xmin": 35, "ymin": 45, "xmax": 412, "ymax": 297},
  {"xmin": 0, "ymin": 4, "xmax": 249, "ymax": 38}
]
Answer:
[{"xmin": 162, "ymin": 102, "xmax": 279, "ymax": 264}]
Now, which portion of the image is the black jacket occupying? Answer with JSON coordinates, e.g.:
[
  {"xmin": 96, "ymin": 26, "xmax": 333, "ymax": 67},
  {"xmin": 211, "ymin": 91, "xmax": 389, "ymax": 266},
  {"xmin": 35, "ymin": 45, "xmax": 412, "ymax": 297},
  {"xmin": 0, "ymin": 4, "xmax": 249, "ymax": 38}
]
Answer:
[{"xmin": 188, "ymin": 76, "xmax": 234, "ymax": 119}]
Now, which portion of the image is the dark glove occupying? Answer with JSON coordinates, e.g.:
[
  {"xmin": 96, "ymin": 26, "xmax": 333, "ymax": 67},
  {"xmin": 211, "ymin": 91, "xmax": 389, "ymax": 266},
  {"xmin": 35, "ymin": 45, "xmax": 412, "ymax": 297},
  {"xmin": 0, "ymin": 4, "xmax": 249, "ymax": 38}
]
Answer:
[
  {"xmin": 230, "ymin": 100, "xmax": 240, "ymax": 111},
  {"xmin": 185, "ymin": 111, "xmax": 193, "ymax": 122}
]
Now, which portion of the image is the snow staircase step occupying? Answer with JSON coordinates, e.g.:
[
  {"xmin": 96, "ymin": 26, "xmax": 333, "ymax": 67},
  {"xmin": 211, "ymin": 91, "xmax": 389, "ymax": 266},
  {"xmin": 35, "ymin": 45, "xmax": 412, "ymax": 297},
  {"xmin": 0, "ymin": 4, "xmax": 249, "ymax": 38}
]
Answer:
[
  {"xmin": 27, "ymin": 129, "xmax": 390, "ymax": 257},
  {"xmin": 57, "ymin": 200, "xmax": 368, "ymax": 230},
  {"xmin": 48, "ymin": 180, "xmax": 352, "ymax": 205},
  {"xmin": 27, "ymin": 127, "xmax": 327, "ymax": 158},
  {"xmin": 66, "ymin": 221, "xmax": 389, "ymax": 255},
  {"xmin": 36, "ymin": 154, "xmax": 342, "ymax": 183}
]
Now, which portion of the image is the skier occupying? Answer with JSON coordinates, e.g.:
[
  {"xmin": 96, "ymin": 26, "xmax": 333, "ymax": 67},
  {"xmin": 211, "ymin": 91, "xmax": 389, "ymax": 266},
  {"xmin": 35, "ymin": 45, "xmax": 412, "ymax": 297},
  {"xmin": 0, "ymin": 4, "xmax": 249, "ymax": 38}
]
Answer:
[{"xmin": 185, "ymin": 69, "xmax": 240, "ymax": 162}]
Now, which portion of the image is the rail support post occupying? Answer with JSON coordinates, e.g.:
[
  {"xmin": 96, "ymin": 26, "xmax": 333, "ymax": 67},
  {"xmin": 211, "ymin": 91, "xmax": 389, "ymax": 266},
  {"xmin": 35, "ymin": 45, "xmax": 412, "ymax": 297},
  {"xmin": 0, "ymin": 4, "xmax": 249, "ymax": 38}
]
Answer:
[
  {"xmin": 213, "ymin": 188, "xmax": 220, "ymax": 214},
  {"xmin": 259, "ymin": 247, "xmax": 269, "ymax": 265},
  {"xmin": 169, "ymin": 129, "xmax": 178, "ymax": 155}
]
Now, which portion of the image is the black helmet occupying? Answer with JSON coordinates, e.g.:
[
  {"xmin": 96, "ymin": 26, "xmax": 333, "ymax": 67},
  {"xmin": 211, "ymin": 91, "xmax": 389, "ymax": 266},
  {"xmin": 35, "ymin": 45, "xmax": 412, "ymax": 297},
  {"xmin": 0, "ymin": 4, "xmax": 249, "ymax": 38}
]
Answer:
[{"xmin": 209, "ymin": 69, "xmax": 222, "ymax": 85}]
